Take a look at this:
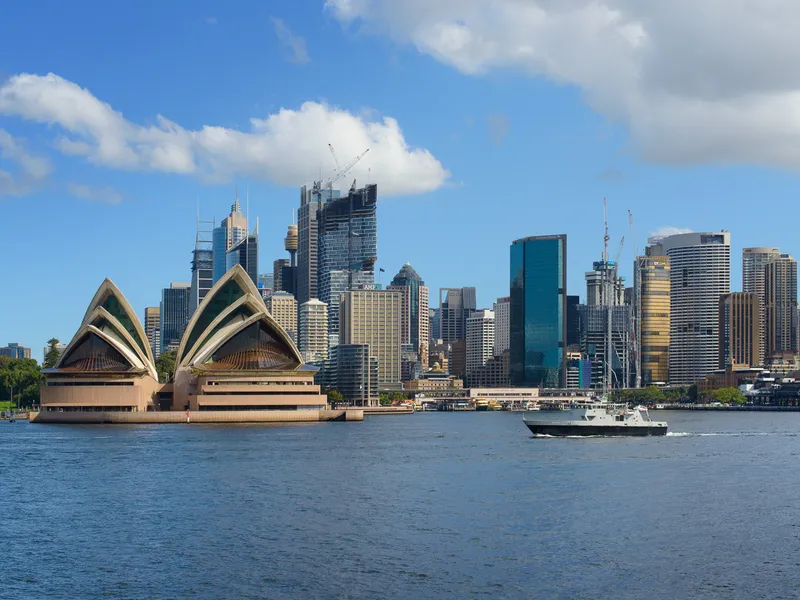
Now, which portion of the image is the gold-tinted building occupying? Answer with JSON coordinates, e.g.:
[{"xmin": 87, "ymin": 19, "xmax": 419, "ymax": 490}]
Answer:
[
  {"xmin": 635, "ymin": 254, "xmax": 670, "ymax": 385},
  {"xmin": 718, "ymin": 292, "xmax": 760, "ymax": 368}
]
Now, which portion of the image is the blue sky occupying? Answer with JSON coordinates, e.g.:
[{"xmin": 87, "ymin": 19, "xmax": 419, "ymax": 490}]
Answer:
[{"xmin": 3, "ymin": 0, "xmax": 800, "ymax": 360}]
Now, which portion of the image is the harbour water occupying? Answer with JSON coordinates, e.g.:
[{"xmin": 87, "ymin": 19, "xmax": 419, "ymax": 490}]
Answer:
[{"xmin": 3, "ymin": 411, "xmax": 800, "ymax": 599}]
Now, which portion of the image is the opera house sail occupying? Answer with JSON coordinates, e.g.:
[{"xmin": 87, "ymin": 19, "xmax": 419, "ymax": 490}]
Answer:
[
  {"xmin": 40, "ymin": 279, "xmax": 160, "ymax": 413},
  {"xmin": 173, "ymin": 265, "xmax": 326, "ymax": 411}
]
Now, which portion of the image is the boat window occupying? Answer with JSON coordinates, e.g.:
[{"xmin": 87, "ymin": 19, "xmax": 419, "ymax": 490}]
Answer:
[{"xmin": 616, "ymin": 415, "xmax": 624, "ymax": 422}]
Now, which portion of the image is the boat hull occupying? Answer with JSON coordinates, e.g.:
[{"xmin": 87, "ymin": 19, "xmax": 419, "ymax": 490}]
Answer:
[{"xmin": 524, "ymin": 422, "xmax": 667, "ymax": 437}]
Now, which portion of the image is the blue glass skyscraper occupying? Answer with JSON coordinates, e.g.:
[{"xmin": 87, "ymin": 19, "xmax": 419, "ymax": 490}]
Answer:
[
  {"xmin": 318, "ymin": 183, "xmax": 378, "ymax": 343},
  {"xmin": 510, "ymin": 235, "xmax": 567, "ymax": 387}
]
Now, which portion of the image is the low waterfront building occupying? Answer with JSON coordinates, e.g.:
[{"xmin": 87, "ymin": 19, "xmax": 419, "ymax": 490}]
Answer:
[
  {"xmin": 698, "ymin": 364, "xmax": 763, "ymax": 394},
  {"xmin": 403, "ymin": 369, "xmax": 463, "ymax": 392}
]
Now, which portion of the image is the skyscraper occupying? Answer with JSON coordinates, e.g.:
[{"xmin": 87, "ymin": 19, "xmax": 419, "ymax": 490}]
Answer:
[
  {"xmin": 466, "ymin": 309, "xmax": 495, "ymax": 382},
  {"xmin": 299, "ymin": 299, "xmax": 328, "ymax": 364},
  {"xmin": 264, "ymin": 292, "xmax": 298, "ymax": 344},
  {"xmin": 318, "ymin": 183, "xmax": 378, "ymax": 344},
  {"xmin": 719, "ymin": 293, "xmax": 760, "ymax": 368},
  {"xmin": 339, "ymin": 288, "xmax": 401, "ymax": 386},
  {"xmin": 190, "ymin": 245, "xmax": 213, "ymax": 314},
  {"xmin": 648, "ymin": 231, "xmax": 730, "ymax": 385},
  {"xmin": 144, "ymin": 307, "xmax": 161, "ymax": 359},
  {"xmin": 585, "ymin": 269, "xmax": 625, "ymax": 307},
  {"xmin": 634, "ymin": 253, "xmax": 671, "ymax": 385},
  {"xmin": 493, "ymin": 296, "xmax": 511, "ymax": 356},
  {"xmin": 297, "ymin": 185, "xmax": 340, "ymax": 306},
  {"xmin": 743, "ymin": 247, "xmax": 780, "ymax": 366},
  {"xmin": 212, "ymin": 191, "xmax": 248, "ymax": 283},
  {"xmin": 226, "ymin": 232, "xmax": 258, "ymax": 286},
  {"xmin": 765, "ymin": 254, "xmax": 798, "ymax": 356},
  {"xmin": 439, "ymin": 287, "xmax": 477, "ymax": 342},
  {"xmin": 273, "ymin": 258, "xmax": 291, "ymax": 294},
  {"xmin": 160, "ymin": 282, "xmax": 190, "ymax": 355},
  {"xmin": 509, "ymin": 235, "xmax": 567, "ymax": 388},
  {"xmin": 388, "ymin": 263, "xmax": 429, "ymax": 368},
  {"xmin": 566, "ymin": 295, "xmax": 581, "ymax": 347}
]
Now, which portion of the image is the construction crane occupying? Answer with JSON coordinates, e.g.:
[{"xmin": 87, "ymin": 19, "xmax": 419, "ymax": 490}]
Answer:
[{"xmin": 312, "ymin": 148, "xmax": 370, "ymax": 198}]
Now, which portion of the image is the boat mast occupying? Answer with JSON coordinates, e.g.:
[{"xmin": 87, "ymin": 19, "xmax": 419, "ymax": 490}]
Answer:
[{"xmin": 603, "ymin": 199, "xmax": 612, "ymax": 399}]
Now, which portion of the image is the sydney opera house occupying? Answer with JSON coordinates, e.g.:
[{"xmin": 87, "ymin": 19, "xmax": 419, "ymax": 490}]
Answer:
[{"xmin": 35, "ymin": 266, "xmax": 343, "ymax": 423}]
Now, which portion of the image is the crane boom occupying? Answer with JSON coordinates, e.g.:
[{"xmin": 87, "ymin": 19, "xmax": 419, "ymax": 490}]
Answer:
[
  {"xmin": 329, "ymin": 148, "xmax": 369, "ymax": 186},
  {"xmin": 328, "ymin": 143, "xmax": 342, "ymax": 174}
]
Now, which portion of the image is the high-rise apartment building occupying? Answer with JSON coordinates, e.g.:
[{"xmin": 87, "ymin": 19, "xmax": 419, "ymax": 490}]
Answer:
[
  {"xmin": 388, "ymin": 263, "xmax": 429, "ymax": 368},
  {"xmin": 439, "ymin": 287, "xmax": 477, "ymax": 342},
  {"xmin": 160, "ymin": 282, "xmax": 190, "ymax": 355},
  {"xmin": 318, "ymin": 184, "xmax": 378, "ymax": 345},
  {"xmin": 339, "ymin": 288, "xmax": 401, "ymax": 386},
  {"xmin": 493, "ymin": 296, "xmax": 511, "ymax": 356},
  {"xmin": 212, "ymin": 193, "xmax": 248, "ymax": 283},
  {"xmin": 743, "ymin": 247, "xmax": 780, "ymax": 365},
  {"xmin": 144, "ymin": 307, "xmax": 161, "ymax": 359},
  {"xmin": 719, "ymin": 293, "xmax": 760, "ymax": 368},
  {"xmin": 634, "ymin": 253, "xmax": 670, "ymax": 385},
  {"xmin": 765, "ymin": 254, "xmax": 798, "ymax": 356},
  {"xmin": 299, "ymin": 299, "xmax": 328, "ymax": 364},
  {"xmin": 265, "ymin": 292, "xmax": 298, "ymax": 344},
  {"xmin": 466, "ymin": 309, "xmax": 495, "ymax": 379},
  {"xmin": 226, "ymin": 232, "xmax": 258, "ymax": 286},
  {"xmin": 509, "ymin": 235, "xmax": 567, "ymax": 388},
  {"xmin": 648, "ymin": 231, "xmax": 730, "ymax": 385},
  {"xmin": 0, "ymin": 343, "xmax": 31, "ymax": 360}
]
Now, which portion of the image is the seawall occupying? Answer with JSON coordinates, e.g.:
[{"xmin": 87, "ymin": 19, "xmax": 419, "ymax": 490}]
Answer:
[{"xmin": 29, "ymin": 409, "xmax": 363, "ymax": 424}]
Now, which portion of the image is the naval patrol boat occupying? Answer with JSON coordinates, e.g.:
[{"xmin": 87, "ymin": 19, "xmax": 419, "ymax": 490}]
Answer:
[{"xmin": 522, "ymin": 399, "xmax": 667, "ymax": 436}]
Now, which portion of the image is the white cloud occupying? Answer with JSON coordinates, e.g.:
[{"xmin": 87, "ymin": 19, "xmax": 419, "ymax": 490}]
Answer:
[
  {"xmin": 271, "ymin": 17, "xmax": 310, "ymax": 64},
  {"xmin": 326, "ymin": 0, "xmax": 800, "ymax": 170},
  {"xmin": 649, "ymin": 226, "xmax": 694, "ymax": 239},
  {"xmin": 0, "ymin": 128, "xmax": 52, "ymax": 197},
  {"xmin": 66, "ymin": 182, "xmax": 122, "ymax": 204},
  {"xmin": 0, "ymin": 73, "xmax": 448, "ymax": 196}
]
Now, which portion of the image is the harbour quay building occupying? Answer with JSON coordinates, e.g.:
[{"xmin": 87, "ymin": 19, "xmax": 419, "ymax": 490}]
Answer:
[{"xmin": 39, "ymin": 265, "xmax": 327, "ymax": 416}]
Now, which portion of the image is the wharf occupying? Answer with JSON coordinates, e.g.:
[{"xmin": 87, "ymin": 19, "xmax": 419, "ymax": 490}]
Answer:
[
  {"xmin": 359, "ymin": 406, "xmax": 414, "ymax": 415},
  {"xmin": 654, "ymin": 404, "xmax": 800, "ymax": 411},
  {"xmin": 28, "ymin": 409, "xmax": 363, "ymax": 424}
]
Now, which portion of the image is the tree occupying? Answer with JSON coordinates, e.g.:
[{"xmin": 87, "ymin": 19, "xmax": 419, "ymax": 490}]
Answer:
[
  {"xmin": 0, "ymin": 358, "xmax": 43, "ymax": 408},
  {"xmin": 389, "ymin": 391, "xmax": 407, "ymax": 403},
  {"xmin": 327, "ymin": 389, "xmax": 343, "ymax": 406},
  {"xmin": 379, "ymin": 392, "xmax": 391, "ymax": 406},
  {"xmin": 710, "ymin": 387, "xmax": 746, "ymax": 405},
  {"xmin": 43, "ymin": 338, "xmax": 62, "ymax": 369},
  {"xmin": 155, "ymin": 350, "xmax": 177, "ymax": 383}
]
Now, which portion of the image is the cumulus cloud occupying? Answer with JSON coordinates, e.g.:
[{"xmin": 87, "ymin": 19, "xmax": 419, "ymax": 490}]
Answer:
[
  {"xmin": 271, "ymin": 17, "xmax": 310, "ymax": 64},
  {"xmin": 326, "ymin": 0, "xmax": 800, "ymax": 170},
  {"xmin": 0, "ymin": 128, "xmax": 52, "ymax": 197},
  {"xmin": 649, "ymin": 226, "xmax": 694, "ymax": 239},
  {"xmin": 0, "ymin": 73, "xmax": 448, "ymax": 196},
  {"xmin": 66, "ymin": 182, "xmax": 122, "ymax": 204}
]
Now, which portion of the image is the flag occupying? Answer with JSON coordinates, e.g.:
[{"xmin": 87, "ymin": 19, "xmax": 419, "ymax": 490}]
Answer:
[{"xmin": 379, "ymin": 268, "xmax": 385, "ymax": 273}]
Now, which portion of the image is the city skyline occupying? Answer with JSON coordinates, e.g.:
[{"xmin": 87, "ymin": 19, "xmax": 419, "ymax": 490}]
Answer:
[{"xmin": 4, "ymin": 2, "xmax": 800, "ymax": 359}]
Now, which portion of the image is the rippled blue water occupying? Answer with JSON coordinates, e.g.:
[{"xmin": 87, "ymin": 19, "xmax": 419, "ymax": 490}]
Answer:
[{"xmin": 2, "ymin": 411, "xmax": 800, "ymax": 599}]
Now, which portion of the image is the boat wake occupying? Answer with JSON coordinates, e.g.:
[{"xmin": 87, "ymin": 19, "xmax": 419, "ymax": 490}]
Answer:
[{"xmin": 667, "ymin": 431, "xmax": 791, "ymax": 437}]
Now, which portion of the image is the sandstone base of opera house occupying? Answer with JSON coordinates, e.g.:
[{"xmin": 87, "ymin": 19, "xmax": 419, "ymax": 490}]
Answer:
[{"xmin": 29, "ymin": 409, "xmax": 363, "ymax": 424}]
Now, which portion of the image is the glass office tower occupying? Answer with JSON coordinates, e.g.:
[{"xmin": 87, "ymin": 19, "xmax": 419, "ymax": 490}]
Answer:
[{"xmin": 509, "ymin": 235, "xmax": 567, "ymax": 388}]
